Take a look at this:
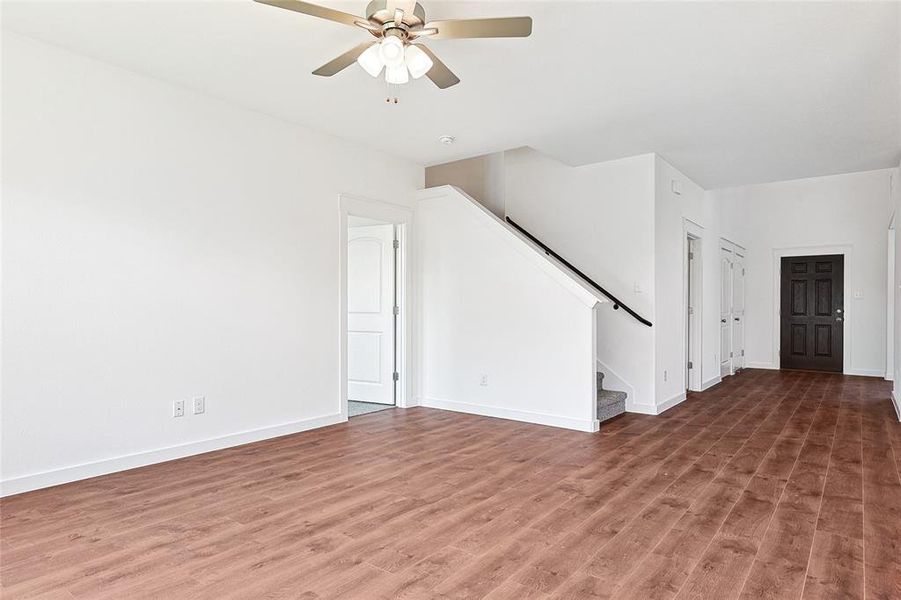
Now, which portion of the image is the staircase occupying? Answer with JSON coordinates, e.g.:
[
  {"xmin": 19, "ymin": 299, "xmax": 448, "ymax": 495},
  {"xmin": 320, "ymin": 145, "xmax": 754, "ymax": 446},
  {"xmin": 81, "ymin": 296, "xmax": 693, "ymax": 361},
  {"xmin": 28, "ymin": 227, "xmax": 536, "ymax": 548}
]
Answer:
[{"xmin": 597, "ymin": 372, "xmax": 627, "ymax": 423}]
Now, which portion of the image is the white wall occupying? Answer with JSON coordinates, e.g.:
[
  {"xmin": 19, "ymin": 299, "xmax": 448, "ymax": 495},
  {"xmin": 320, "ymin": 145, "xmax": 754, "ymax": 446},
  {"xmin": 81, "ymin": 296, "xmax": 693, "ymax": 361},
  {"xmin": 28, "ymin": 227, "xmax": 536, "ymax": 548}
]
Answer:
[
  {"xmin": 424, "ymin": 153, "xmax": 505, "ymax": 218},
  {"xmin": 416, "ymin": 187, "xmax": 600, "ymax": 432},
  {"xmin": 654, "ymin": 157, "xmax": 723, "ymax": 406},
  {"xmin": 712, "ymin": 169, "xmax": 894, "ymax": 376},
  {"xmin": 503, "ymin": 148, "xmax": 658, "ymax": 410},
  {"xmin": 1, "ymin": 32, "xmax": 423, "ymax": 494}
]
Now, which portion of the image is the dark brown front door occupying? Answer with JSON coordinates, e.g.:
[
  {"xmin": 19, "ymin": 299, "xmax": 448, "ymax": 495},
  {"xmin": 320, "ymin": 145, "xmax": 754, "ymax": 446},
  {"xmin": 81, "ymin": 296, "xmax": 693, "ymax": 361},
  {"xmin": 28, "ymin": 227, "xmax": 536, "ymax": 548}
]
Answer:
[{"xmin": 780, "ymin": 254, "xmax": 844, "ymax": 372}]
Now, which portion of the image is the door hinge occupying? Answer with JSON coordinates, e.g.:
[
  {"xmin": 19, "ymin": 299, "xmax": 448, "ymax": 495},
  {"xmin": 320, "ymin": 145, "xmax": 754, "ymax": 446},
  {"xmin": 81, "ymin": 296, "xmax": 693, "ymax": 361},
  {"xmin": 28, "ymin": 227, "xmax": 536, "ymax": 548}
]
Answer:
[
  {"xmin": 393, "ymin": 372, "xmax": 399, "ymax": 382},
  {"xmin": 688, "ymin": 361, "xmax": 694, "ymax": 369},
  {"xmin": 393, "ymin": 239, "xmax": 399, "ymax": 249},
  {"xmin": 688, "ymin": 252, "xmax": 694, "ymax": 260},
  {"xmin": 688, "ymin": 306, "xmax": 694, "ymax": 315},
  {"xmin": 730, "ymin": 351, "xmax": 734, "ymax": 358},
  {"xmin": 393, "ymin": 306, "xmax": 399, "ymax": 316},
  {"xmin": 742, "ymin": 268, "xmax": 746, "ymax": 276},
  {"xmin": 742, "ymin": 349, "xmax": 745, "ymax": 356}
]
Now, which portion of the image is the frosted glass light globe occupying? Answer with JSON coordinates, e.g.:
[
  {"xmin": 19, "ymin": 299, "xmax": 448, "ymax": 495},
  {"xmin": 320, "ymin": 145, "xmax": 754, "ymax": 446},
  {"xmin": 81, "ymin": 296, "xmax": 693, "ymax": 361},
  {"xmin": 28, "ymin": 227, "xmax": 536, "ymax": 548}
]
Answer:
[
  {"xmin": 356, "ymin": 43, "xmax": 383, "ymax": 77},
  {"xmin": 378, "ymin": 36, "xmax": 406, "ymax": 68},
  {"xmin": 404, "ymin": 45, "xmax": 433, "ymax": 79}
]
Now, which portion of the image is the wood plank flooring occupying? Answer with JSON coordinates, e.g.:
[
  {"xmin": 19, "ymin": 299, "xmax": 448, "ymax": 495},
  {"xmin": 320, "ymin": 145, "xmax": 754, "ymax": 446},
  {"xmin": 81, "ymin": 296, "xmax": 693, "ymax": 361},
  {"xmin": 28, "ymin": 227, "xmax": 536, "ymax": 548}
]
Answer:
[{"xmin": 1, "ymin": 369, "xmax": 899, "ymax": 599}]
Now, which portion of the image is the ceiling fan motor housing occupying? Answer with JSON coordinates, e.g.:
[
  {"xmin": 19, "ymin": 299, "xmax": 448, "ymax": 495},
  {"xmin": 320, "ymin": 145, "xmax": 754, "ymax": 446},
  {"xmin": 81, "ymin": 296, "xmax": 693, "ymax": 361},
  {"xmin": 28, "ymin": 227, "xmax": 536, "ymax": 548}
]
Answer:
[{"xmin": 365, "ymin": 0, "xmax": 426, "ymax": 34}]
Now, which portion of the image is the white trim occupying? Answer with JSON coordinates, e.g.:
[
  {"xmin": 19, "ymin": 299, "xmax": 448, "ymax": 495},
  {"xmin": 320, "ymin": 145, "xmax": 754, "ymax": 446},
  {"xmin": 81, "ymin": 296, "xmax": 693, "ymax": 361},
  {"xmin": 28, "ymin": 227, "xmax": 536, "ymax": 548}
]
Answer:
[
  {"xmin": 892, "ymin": 390, "xmax": 900, "ymax": 422},
  {"xmin": 701, "ymin": 375, "xmax": 723, "ymax": 391},
  {"xmin": 657, "ymin": 392, "xmax": 687, "ymax": 414},
  {"xmin": 1, "ymin": 413, "xmax": 345, "ymax": 497},
  {"xmin": 683, "ymin": 219, "xmax": 705, "ymax": 392},
  {"xmin": 626, "ymin": 392, "xmax": 686, "ymax": 416},
  {"xmin": 418, "ymin": 397, "xmax": 599, "ymax": 433},
  {"xmin": 339, "ymin": 194, "xmax": 415, "ymax": 417},
  {"xmin": 746, "ymin": 362, "xmax": 778, "ymax": 370},
  {"xmin": 627, "ymin": 402, "xmax": 659, "ymax": 415},
  {"xmin": 887, "ymin": 228, "xmax": 895, "ymax": 381},
  {"xmin": 417, "ymin": 186, "xmax": 604, "ymax": 309},
  {"xmin": 845, "ymin": 368, "xmax": 886, "ymax": 378},
  {"xmin": 771, "ymin": 245, "xmax": 853, "ymax": 374}
]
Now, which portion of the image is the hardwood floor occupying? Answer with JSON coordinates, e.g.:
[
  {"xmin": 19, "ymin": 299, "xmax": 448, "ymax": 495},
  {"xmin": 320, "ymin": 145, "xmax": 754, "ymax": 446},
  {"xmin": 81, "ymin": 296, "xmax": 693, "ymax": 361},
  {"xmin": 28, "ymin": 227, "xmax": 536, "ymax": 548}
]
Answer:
[{"xmin": 2, "ymin": 369, "xmax": 900, "ymax": 599}]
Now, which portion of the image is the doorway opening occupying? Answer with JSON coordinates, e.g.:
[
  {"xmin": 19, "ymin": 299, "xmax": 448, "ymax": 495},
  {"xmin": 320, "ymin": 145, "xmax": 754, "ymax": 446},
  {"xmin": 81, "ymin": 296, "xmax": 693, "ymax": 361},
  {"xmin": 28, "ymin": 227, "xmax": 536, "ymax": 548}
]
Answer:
[
  {"xmin": 779, "ymin": 254, "xmax": 844, "ymax": 373},
  {"xmin": 346, "ymin": 215, "xmax": 398, "ymax": 418}
]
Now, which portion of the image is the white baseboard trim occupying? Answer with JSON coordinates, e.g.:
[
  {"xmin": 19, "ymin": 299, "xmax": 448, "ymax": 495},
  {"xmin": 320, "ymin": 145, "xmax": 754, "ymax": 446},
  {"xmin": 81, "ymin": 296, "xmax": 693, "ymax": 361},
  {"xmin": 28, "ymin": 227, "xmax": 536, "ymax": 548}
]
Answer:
[
  {"xmin": 418, "ymin": 397, "xmax": 598, "ymax": 433},
  {"xmin": 626, "ymin": 392, "xmax": 685, "ymax": 416},
  {"xmin": 0, "ymin": 412, "xmax": 346, "ymax": 497},
  {"xmin": 657, "ymin": 392, "xmax": 686, "ymax": 414},
  {"xmin": 845, "ymin": 368, "xmax": 885, "ymax": 378},
  {"xmin": 892, "ymin": 389, "xmax": 900, "ymax": 422},
  {"xmin": 701, "ymin": 376, "xmax": 722, "ymax": 391},
  {"xmin": 746, "ymin": 362, "xmax": 778, "ymax": 370},
  {"xmin": 626, "ymin": 401, "xmax": 658, "ymax": 415}
]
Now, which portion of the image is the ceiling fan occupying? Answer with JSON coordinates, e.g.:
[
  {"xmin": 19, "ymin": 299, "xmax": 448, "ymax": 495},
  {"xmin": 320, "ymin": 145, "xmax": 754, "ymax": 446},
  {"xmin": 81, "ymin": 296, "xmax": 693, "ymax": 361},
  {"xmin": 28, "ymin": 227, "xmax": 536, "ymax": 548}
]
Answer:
[{"xmin": 254, "ymin": 0, "xmax": 532, "ymax": 89}]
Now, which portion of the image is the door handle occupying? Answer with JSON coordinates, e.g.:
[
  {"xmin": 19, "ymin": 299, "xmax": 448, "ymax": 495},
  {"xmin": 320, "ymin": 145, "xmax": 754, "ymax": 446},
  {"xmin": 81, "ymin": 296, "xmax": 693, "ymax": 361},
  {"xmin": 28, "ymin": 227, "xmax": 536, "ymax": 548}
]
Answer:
[
  {"xmin": 836, "ymin": 317, "xmax": 843, "ymax": 322},
  {"xmin": 721, "ymin": 319, "xmax": 727, "ymax": 324},
  {"xmin": 734, "ymin": 317, "xmax": 740, "ymax": 322}
]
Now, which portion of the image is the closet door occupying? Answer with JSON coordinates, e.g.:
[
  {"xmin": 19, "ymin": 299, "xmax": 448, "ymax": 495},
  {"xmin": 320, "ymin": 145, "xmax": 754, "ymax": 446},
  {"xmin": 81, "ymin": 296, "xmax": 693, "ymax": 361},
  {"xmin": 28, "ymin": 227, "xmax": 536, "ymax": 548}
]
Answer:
[
  {"xmin": 720, "ymin": 249, "xmax": 733, "ymax": 377},
  {"xmin": 732, "ymin": 255, "xmax": 745, "ymax": 370}
]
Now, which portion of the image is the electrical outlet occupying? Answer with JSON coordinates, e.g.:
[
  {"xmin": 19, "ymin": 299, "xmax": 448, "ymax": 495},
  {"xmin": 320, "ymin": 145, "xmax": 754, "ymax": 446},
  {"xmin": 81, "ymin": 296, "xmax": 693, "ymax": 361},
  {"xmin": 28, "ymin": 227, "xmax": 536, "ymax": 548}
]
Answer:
[
  {"xmin": 192, "ymin": 396, "xmax": 205, "ymax": 415},
  {"xmin": 480, "ymin": 374, "xmax": 489, "ymax": 387},
  {"xmin": 173, "ymin": 400, "xmax": 185, "ymax": 417}
]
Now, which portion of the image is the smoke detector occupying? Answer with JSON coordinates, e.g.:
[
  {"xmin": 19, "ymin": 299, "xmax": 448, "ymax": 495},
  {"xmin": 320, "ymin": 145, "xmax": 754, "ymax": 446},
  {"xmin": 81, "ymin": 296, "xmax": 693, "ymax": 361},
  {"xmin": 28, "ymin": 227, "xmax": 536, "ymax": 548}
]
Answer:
[{"xmin": 439, "ymin": 135, "xmax": 456, "ymax": 145}]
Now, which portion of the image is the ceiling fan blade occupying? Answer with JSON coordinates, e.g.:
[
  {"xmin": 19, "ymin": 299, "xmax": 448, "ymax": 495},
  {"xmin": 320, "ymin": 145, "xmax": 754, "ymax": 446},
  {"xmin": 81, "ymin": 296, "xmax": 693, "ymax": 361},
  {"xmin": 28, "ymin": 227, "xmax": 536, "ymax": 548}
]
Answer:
[
  {"xmin": 408, "ymin": 27, "xmax": 438, "ymax": 38},
  {"xmin": 312, "ymin": 41, "xmax": 375, "ymax": 76},
  {"xmin": 416, "ymin": 45, "xmax": 460, "ymax": 89},
  {"xmin": 425, "ymin": 17, "xmax": 532, "ymax": 40},
  {"xmin": 253, "ymin": 0, "xmax": 363, "ymax": 28}
]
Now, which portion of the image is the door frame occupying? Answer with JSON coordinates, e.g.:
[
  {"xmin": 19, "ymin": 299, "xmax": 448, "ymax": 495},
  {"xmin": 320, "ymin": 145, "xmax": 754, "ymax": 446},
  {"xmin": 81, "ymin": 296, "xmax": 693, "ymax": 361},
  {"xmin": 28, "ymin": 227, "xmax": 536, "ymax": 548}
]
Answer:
[
  {"xmin": 887, "ymin": 218, "xmax": 895, "ymax": 381},
  {"xmin": 683, "ymin": 219, "xmax": 704, "ymax": 392},
  {"xmin": 732, "ymin": 247, "xmax": 745, "ymax": 373},
  {"xmin": 772, "ymin": 245, "xmax": 852, "ymax": 374},
  {"xmin": 339, "ymin": 194, "xmax": 414, "ymax": 421}
]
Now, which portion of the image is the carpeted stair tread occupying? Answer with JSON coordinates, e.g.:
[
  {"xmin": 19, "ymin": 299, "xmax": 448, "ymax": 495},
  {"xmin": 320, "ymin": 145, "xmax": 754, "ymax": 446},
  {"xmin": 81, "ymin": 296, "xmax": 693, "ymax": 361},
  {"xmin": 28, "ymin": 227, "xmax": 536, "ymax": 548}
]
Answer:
[{"xmin": 596, "ymin": 371, "xmax": 627, "ymax": 423}]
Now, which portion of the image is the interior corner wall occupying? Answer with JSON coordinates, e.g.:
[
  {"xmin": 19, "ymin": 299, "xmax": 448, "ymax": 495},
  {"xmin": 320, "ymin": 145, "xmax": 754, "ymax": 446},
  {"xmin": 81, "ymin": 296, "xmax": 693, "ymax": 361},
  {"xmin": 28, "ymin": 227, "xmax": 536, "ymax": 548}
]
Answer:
[
  {"xmin": 424, "ymin": 153, "xmax": 505, "ymax": 218},
  {"xmin": 1, "ymin": 32, "xmax": 423, "ymax": 493},
  {"xmin": 654, "ymin": 156, "xmax": 719, "ymax": 407},
  {"xmin": 712, "ymin": 169, "xmax": 894, "ymax": 377},
  {"xmin": 502, "ymin": 148, "xmax": 657, "ymax": 410}
]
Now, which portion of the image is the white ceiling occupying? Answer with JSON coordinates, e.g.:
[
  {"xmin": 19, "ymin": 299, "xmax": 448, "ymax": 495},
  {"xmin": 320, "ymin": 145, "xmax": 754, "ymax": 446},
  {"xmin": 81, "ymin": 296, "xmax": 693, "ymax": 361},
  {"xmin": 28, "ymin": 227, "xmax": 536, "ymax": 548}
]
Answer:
[{"xmin": 3, "ymin": 0, "xmax": 900, "ymax": 188}]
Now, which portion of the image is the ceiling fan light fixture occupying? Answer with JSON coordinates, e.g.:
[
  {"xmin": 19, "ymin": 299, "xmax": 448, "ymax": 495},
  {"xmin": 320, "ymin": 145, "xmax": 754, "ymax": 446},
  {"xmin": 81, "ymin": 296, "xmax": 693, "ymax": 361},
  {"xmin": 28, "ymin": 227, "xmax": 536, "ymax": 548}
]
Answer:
[
  {"xmin": 385, "ymin": 63, "xmax": 410, "ymax": 85},
  {"xmin": 378, "ymin": 35, "xmax": 406, "ymax": 68},
  {"xmin": 356, "ymin": 43, "xmax": 383, "ymax": 77},
  {"xmin": 404, "ymin": 44, "xmax": 433, "ymax": 79}
]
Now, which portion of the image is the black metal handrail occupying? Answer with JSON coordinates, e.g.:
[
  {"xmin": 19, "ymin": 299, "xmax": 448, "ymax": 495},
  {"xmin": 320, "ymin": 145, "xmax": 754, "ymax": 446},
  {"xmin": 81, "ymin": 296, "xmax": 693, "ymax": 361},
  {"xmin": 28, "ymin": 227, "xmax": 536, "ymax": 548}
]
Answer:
[{"xmin": 505, "ymin": 216, "xmax": 653, "ymax": 327}]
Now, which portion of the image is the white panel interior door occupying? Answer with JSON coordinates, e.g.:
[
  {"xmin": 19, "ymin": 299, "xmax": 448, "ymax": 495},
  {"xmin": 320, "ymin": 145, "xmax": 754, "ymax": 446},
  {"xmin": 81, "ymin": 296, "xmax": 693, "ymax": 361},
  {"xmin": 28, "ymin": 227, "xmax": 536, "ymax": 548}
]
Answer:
[
  {"xmin": 731, "ymin": 255, "xmax": 746, "ymax": 370},
  {"xmin": 347, "ymin": 224, "xmax": 395, "ymax": 404},
  {"xmin": 720, "ymin": 250, "xmax": 733, "ymax": 377}
]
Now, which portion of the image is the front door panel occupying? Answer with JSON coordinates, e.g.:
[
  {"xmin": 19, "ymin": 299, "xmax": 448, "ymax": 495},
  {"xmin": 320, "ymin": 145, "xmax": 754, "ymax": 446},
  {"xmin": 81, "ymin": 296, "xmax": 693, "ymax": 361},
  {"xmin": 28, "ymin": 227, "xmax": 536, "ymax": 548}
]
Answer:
[{"xmin": 779, "ymin": 254, "xmax": 843, "ymax": 372}]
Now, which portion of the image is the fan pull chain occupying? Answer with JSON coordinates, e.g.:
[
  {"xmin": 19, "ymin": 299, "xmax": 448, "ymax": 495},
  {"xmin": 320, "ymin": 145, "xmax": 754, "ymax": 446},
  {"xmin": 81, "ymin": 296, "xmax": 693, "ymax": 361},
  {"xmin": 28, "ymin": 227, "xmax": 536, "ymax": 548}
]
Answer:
[{"xmin": 385, "ymin": 80, "xmax": 399, "ymax": 104}]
